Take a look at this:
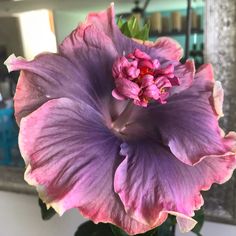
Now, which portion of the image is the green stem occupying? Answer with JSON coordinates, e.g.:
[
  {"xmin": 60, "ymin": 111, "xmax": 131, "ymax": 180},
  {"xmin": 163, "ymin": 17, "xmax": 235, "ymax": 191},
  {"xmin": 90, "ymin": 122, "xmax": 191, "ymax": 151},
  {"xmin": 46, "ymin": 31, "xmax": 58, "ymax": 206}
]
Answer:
[{"xmin": 171, "ymin": 224, "xmax": 176, "ymax": 236}]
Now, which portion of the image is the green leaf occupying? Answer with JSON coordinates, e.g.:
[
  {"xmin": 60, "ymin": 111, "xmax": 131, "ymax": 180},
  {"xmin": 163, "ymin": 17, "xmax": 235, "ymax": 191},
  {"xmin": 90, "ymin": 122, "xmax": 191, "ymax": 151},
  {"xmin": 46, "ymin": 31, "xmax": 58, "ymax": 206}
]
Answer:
[
  {"xmin": 110, "ymin": 224, "xmax": 158, "ymax": 236},
  {"xmin": 74, "ymin": 221, "xmax": 113, "ymax": 236},
  {"xmin": 38, "ymin": 198, "xmax": 56, "ymax": 220},
  {"xmin": 156, "ymin": 216, "xmax": 176, "ymax": 236},
  {"xmin": 110, "ymin": 225, "xmax": 128, "ymax": 236},
  {"xmin": 117, "ymin": 17, "xmax": 124, "ymax": 29},
  {"xmin": 120, "ymin": 22, "xmax": 132, "ymax": 38},
  {"xmin": 134, "ymin": 21, "xmax": 150, "ymax": 41},
  {"xmin": 74, "ymin": 216, "xmax": 177, "ymax": 236},
  {"xmin": 127, "ymin": 16, "xmax": 140, "ymax": 37},
  {"xmin": 117, "ymin": 15, "xmax": 150, "ymax": 40},
  {"xmin": 191, "ymin": 208, "xmax": 205, "ymax": 236}
]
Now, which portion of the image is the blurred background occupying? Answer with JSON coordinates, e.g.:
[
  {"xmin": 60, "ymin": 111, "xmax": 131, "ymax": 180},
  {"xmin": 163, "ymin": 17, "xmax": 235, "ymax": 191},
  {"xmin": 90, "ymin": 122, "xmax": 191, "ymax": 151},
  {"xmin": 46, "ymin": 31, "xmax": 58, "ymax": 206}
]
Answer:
[{"xmin": 0, "ymin": 0, "xmax": 235, "ymax": 236}]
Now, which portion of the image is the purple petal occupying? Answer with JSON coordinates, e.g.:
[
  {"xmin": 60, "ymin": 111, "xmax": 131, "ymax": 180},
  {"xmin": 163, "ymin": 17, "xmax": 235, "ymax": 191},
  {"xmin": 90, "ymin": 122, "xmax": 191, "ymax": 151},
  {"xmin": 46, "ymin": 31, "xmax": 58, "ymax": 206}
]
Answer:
[
  {"xmin": 5, "ymin": 54, "xmax": 96, "ymax": 124},
  {"xmin": 170, "ymin": 59, "xmax": 195, "ymax": 96},
  {"xmin": 114, "ymin": 141, "xmax": 236, "ymax": 232},
  {"xmin": 19, "ymin": 97, "xmax": 151, "ymax": 235},
  {"xmin": 145, "ymin": 76, "xmax": 232, "ymax": 165},
  {"xmin": 59, "ymin": 23, "xmax": 119, "ymax": 96},
  {"xmin": 5, "ymin": 5, "xmax": 186, "ymax": 126},
  {"xmin": 195, "ymin": 64, "xmax": 224, "ymax": 117}
]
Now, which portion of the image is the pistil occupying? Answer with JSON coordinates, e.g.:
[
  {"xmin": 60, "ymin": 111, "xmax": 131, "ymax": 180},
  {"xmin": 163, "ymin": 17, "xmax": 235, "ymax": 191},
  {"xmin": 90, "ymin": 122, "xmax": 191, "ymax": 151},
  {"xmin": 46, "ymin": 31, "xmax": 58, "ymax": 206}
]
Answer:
[
  {"xmin": 112, "ymin": 48, "xmax": 180, "ymax": 107},
  {"xmin": 112, "ymin": 100, "xmax": 134, "ymax": 133}
]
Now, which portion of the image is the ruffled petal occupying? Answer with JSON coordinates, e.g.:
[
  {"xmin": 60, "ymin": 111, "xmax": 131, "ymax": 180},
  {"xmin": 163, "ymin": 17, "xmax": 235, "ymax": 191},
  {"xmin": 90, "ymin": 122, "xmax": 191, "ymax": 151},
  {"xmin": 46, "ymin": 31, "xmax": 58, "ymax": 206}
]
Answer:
[
  {"xmin": 114, "ymin": 141, "xmax": 236, "ymax": 232},
  {"xmin": 132, "ymin": 37, "xmax": 183, "ymax": 61},
  {"xmin": 151, "ymin": 37, "xmax": 183, "ymax": 61},
  {"xmin": 194, "ymin": 62, "xmax": 224, "ymax": 118},
  {"xmin": 225, "ymin": 132, "xmax": 236, "ymax": 152},
  {"xmin": 142, "ymin": 74, "xmax": 234, "ymax": 165},
  {"xmin": 19, "ymin": 97, "xmax": 151, "ymax": 235},
  {"xmin": 5, "ymin": 54, "xmax": 96, "ymax": 124}
]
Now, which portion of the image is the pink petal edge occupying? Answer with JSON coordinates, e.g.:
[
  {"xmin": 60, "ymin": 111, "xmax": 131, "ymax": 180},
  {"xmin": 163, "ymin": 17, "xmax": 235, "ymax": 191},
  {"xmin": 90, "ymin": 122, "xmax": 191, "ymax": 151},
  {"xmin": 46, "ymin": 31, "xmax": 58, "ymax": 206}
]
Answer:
[
  {"xmin": 153, "ymin": 37, "xmax": 184, "ymax": 61},
  {"xmin": 114, "ymin": 145, "xmax": 236, "ymax": 233},
  {"xmin": 196, "ymin": 64, "xmax": 214, "ymax": 81}
]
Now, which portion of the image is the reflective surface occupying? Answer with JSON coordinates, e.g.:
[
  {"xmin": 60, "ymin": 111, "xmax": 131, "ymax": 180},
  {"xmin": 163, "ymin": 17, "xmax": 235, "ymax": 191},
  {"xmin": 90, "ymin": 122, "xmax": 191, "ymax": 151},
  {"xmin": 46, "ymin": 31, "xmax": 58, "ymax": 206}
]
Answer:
[{"xmin": 204, "ymin": 0, "xmax": 236, "ymax": 225}]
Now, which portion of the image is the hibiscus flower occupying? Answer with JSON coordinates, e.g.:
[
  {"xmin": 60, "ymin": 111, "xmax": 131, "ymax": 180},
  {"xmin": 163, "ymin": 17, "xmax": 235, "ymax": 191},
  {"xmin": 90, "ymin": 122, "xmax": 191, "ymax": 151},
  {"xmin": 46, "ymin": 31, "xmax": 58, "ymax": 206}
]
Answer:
[{"xmin": 4, "ymin": 3, "xmax": 236, "ymax": 235}]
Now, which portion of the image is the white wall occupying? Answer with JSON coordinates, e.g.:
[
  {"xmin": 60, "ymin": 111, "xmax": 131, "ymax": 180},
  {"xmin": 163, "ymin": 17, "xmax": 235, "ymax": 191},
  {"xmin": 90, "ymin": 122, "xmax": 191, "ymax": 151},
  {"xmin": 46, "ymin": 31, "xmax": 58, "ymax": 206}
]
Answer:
[
  {"xmin": 18, "ymin": 10, "xmax": 57, "ymax": 60},
  {"xmin": 0, "ymin": 191, "xmax": 84, "ymax": 236},
  {"xmin": 1, "ymin": 191, "xmax": 236, "ymax": 236}
]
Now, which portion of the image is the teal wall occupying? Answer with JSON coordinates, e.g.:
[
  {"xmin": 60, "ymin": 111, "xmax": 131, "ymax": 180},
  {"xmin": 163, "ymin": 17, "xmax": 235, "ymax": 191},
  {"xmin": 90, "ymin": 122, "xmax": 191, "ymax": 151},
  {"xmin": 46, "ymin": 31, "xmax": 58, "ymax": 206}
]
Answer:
[{"xmin": 54, "ymin": 11, "xmax": 87, "ymax": 44}]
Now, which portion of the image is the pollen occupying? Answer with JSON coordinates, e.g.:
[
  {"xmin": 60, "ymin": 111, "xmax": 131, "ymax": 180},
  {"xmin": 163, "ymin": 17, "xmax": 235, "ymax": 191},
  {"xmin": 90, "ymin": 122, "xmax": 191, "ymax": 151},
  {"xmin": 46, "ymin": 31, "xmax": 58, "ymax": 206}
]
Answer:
[{"xmin": 160, "ymin": 87, "xmax": 167, "ymax": 94}]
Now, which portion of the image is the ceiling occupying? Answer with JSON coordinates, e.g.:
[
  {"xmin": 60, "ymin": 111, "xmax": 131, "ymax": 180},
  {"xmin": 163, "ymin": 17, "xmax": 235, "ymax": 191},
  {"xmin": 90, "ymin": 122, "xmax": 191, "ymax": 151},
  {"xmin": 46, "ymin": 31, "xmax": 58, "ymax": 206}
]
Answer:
[{"xmin": 0, "ymin": 0, "xmax": 204, "ymax": 16}]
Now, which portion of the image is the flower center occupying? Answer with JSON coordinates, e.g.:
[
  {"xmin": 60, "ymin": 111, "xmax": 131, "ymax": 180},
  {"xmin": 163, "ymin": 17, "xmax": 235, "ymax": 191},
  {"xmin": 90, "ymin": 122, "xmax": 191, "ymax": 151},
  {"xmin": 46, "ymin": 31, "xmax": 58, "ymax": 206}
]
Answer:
[
  {"xmin": 112, "ymin": 48, "xmax": 180, "ymax": 107},
  {"xmin": 140, "ymin": 66, "xmax": 154, "ymax": 76}
]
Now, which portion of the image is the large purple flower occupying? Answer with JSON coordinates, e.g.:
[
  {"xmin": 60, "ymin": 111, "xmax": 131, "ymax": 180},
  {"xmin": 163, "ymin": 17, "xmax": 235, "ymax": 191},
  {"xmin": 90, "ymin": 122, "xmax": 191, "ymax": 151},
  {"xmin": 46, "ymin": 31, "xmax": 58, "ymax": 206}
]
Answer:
[{"xmin": 5, "ymin": 4, "xmax": 236, "ymax": 235}]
